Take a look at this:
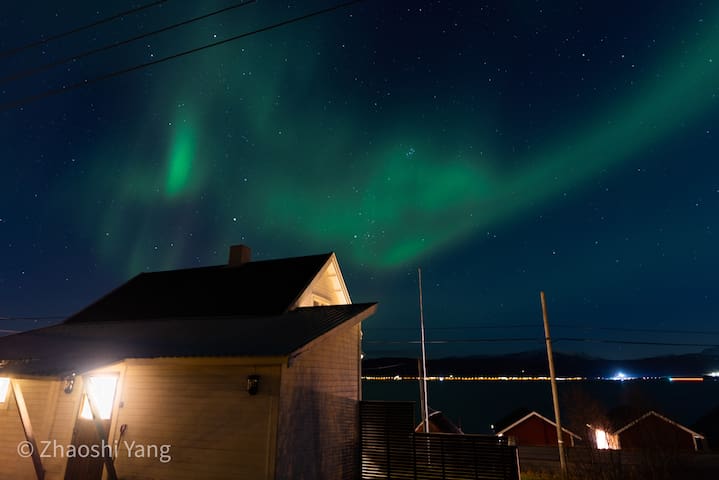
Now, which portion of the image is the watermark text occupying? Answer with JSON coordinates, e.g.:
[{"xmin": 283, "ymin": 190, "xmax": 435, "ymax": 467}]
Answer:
[{"xmin": 17, "ymin": 440, "xmax": 172, "ymax": 464}]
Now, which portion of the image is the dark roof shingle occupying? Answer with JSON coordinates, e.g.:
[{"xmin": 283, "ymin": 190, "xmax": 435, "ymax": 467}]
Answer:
[
  {"xmin": 65, "ymin": 253, "xmax": 332, "ymax": 323},
  {"xmin": 0, "ymin": 303, "xmax": 376, "ymax": 376}
]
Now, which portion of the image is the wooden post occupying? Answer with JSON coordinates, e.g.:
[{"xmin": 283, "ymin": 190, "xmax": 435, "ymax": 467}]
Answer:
[
  {"xmin": 418, "ymin": 267, "xmax": 429, "ymax": 434},
  {"xmin": 540, "ymin": 291, "xmax": 568, "ymax": 475},
  {"xmin": 417, "ymin": 358, "xmax": 426, "ymax": 428},
  {"xmin": 84, "ymin": 378, "xmax": 119, "ymax": 480},
  {"xmin": 11, "ymin": 379, "xmax": 45, "ymax": 480}
]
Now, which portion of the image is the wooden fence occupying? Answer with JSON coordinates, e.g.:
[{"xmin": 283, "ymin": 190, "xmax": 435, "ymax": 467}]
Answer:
[{"xmin": 360, "ymin": 401, "xmax": 520, "ymax": 480}]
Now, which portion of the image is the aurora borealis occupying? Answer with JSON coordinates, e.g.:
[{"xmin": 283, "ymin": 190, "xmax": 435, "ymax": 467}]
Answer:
[{"xmin": 1, "ymin": 1, "xmax": 718, "ymax": 358}]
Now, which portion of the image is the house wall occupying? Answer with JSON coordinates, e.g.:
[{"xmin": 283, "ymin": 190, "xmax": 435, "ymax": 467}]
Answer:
[
  {"xmin": 0, "ymin": 377, "xmax": 78, "ymax": 480},
  {"xmin": 2, "ymin": 358, "xmax": 285, "ymax": 480},
  {"xmin": 275, "ymin": 322, "xmax": 362, "ymax": 480},
  {"xmin": 619, "ymin": 415, "xmax": 696, "ymax": 451},
  {"xmin": 506, "ymin": 416, "xmax": 575, "ymax": 447},
  {"xmin": 110, "ymin": 358, "xmax": 282, "ymax": 480}
]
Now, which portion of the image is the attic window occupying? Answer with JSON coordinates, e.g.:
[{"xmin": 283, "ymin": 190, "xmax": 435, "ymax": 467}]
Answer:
[
  {"xmin": 80, "ymin": 375, "xmax": 118, "ymax": 420},
  {"xmin": 0, "ymin": 378, "xmax": 9, "ymax": 403},
  {"xmin": 313, "ymin": 295, "xmax": 330, "ymax": 306}
]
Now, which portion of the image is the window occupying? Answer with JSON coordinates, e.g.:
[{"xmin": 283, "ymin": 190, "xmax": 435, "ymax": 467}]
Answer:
[
  {"xmin": 0, "ymin": 378, "xmax": 9, "ymax": 403},
  {"xmin": 80, "ymin": 375, "xmax": 118, "ymax": 420},
  {"xmin": 312, "ymin": 295, "xmax": 330, "ymax": 306},
  {"xmin": 595, "ymin": 429, "xmax": 610, "ymax": 449}
]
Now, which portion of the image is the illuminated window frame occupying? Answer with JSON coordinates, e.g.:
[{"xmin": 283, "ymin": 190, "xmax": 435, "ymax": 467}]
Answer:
[
  {"xmin": 312, "ymin": 294, "xmax": 330, "ymax": 306},
  {"xmin": 79, "ymin": 375, "xmax": 118, "ymax": 420},
  {"xmin": 595, "ymin": 429, "xmax": 610, "ymax": 449},
  {"xmin": 0, "ymin": 378, "xmax": 9, "ymax": 404}
]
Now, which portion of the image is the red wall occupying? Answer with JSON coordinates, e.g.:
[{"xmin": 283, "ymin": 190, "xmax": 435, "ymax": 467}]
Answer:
[{"xmin": 506, "ymin": 415, "xmax": 574, "ymax": 446}]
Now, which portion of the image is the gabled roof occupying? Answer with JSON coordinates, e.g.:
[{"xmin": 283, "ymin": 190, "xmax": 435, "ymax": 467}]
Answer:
[
  {"xmin": 65, "ymin": 253, "xmax": 333, "ymax": 323},
  {"xmin": 614, "ymin": 411, "xmax": 705, "ymax": 439},
  {"xmin": 494, "ymin": 409, "xmax": 581, "ymax": 440},
  {"xmin": 0, "ymin": 303, "xmax": 376, "ymax": 377},
  {"xmin": 415, "ymin": 408, "xmax": 463, "ymax": 434},
  {"xmin": 603, "ymin": 405, "xmax": 645, "ymax": 432}
]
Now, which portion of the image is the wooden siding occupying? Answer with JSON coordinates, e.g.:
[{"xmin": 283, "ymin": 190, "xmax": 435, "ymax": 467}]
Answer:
[
  {"xmin": 111, "ymin": 359, "xmax": 282, "ymax": 480},
  {"xmin": 275, "ymin": 322, "xmax": 362, "ymax": 479},
  {"xmin": 0, "ymin": 378, "xmax": 72, "ymax": 480}
]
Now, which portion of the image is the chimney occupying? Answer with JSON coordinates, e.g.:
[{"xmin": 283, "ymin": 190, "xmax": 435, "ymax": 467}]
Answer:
[{"xmin": 228, "ymin": 244, "xmax": 251, "ymax": 266}]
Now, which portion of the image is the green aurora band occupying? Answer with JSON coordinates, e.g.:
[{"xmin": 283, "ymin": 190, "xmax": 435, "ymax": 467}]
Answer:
[{"xmin": 80, "ymin": 6, "xmax": 718, "ymax": 274}]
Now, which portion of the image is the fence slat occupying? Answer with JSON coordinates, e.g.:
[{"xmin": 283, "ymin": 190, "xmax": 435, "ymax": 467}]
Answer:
[{"xmin": 361, "ymin": 401, "xmax": 519, "ymax": 480}]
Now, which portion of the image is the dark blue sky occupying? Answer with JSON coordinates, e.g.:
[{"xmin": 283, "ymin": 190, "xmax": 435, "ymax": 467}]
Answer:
[{"xmin": 1, "ymin": 1, "xmax": 718, "ymax": 359}]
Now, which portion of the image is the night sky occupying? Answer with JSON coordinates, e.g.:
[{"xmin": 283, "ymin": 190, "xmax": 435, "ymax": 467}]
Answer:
[{"xmin": 1, "ymin": 1, "xmax": 718, "ymax": 360}]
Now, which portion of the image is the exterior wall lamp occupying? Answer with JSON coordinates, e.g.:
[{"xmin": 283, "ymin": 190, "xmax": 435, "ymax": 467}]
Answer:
[
  {"xmin": 247, "ymin": 375, "xmax": 259, "ymax": 395},
  {"xmin": 63, "ymin": 373, "xmax": 76, "ymax": 394}
]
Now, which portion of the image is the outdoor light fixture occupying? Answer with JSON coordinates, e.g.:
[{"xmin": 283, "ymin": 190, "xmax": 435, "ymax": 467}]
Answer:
[
  {"xmin": 63, "ymin": 373, "xmax": 76, "ymax": 394},
  {"xmin": 247, "ymin": 375, "xmax": 260, "ymax": 395}
]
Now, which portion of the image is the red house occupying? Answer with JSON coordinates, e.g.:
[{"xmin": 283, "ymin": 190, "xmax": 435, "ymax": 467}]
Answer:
[
  {"xmin": 590, "ymin": 410, "xmax": 705, "ymax": 452},
  {"xmin": 494, "ymin": 410, "xmax": 581, "ymax": 447}
]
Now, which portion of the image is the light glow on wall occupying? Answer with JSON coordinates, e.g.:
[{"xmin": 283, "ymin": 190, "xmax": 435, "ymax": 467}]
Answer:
[
  {"xmin": 0, "ymin": 378, "xmax": 9, "ymax": 403},
  {"xmin": 80, "ymin": 375, "xmax": 118, "ymax": 420}
]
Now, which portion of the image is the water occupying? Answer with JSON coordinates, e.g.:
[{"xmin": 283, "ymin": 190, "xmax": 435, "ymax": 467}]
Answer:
[{"xmin": 362, "ymin": 379, "xmax": 719, "ymax": 434}]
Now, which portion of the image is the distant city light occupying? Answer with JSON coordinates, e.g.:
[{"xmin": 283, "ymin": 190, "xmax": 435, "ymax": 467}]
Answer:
[
  {"xmin": 707, "ymin": 371, "xmax": 719, "ymax": 377},
  {"xmin": 668, "ymin": 377, "xmax": 703, "ymax": 382},
  {"xmin": 610, "ymin": 371, "xmax": 630, "ymax": 381}
]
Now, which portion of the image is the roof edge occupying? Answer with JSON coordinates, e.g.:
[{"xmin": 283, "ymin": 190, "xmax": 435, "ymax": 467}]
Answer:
[
  {"xmin": 497, "ymin": 411, "xmax": 582, "ymax": 439},
  {"xmin": 614, "ymin": 410, "xmax": 705, "ymax": 438},
  {"xmin": 288, "ymin": 302, "xmax": 377, "ymax": 360}
]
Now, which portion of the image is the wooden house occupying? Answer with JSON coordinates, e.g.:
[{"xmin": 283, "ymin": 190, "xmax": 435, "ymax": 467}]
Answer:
[
  {"xmin": 493, "ymin": 409, "xmax": 581, "ymax": 447},
  {"xmin": 589, "ymin": 409, "xmax": 705, "ymax": 452},
  {"xmin": 0, "ymin": 245, "xmax": 376, "ymax": 480}
]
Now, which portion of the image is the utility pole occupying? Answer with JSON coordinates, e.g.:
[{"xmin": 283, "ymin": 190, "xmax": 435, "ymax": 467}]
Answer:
[
  {"xmin": 540, "ymin": 291, "xmax": 567, "ymax": 475},
  {"xmin": 418, "ymin": 267, "xmax": 429, "ymax": 433}
]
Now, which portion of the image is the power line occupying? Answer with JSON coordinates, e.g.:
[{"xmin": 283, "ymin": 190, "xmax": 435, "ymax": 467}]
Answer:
[
  {"xmin": 0, "ymin": 0, "xmax": 169, "ymax": 59},
  {"xmin": 0, "ymin": 0, "xmax": 368, "ymax": 112},
  {"xmin": 365, "ymin": 337, "xmax": 719, "ymax": 348},
  {"xmin": 366, "ymin": 324, "xmax": 719, "ymax": 336},
  {"xmin": 366, "ymin": 338, "xmax": 543, "ymax": 344},
  {"xmin": 555, "ymin": 325, "xmax": 719, "ymax": 336},
  {"xmin": 554, "ymin": 337, "xmax": 719, "ymax": 348},
  {"xmin": 0, "ymin": 315, "xmax": 66, "ymax": 321},
  {"xmin": 1, "ymin": 0, "xmax": 257, "ymax": 85},
  {"xmin": 368, "ymin": 324, "xmax": 540, "ymax": 331}
]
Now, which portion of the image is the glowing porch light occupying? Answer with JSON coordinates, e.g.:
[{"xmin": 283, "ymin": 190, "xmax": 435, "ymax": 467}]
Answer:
[
  {"xmin": 0, "ymin": 378, "xmax": 9, "ymax": 403},
  {"xmin": 80, "ymin": 376, "xmax": 118, "ymax": 420},
  {"xmin": 595, "ymin": 429, "xmax": 610, "ymax": 449}
]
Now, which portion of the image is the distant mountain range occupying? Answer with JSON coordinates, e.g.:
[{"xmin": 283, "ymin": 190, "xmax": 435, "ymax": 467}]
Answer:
[{"xmin": 363, "ymin": 349, "xmax": 719, "ymax": 378}]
